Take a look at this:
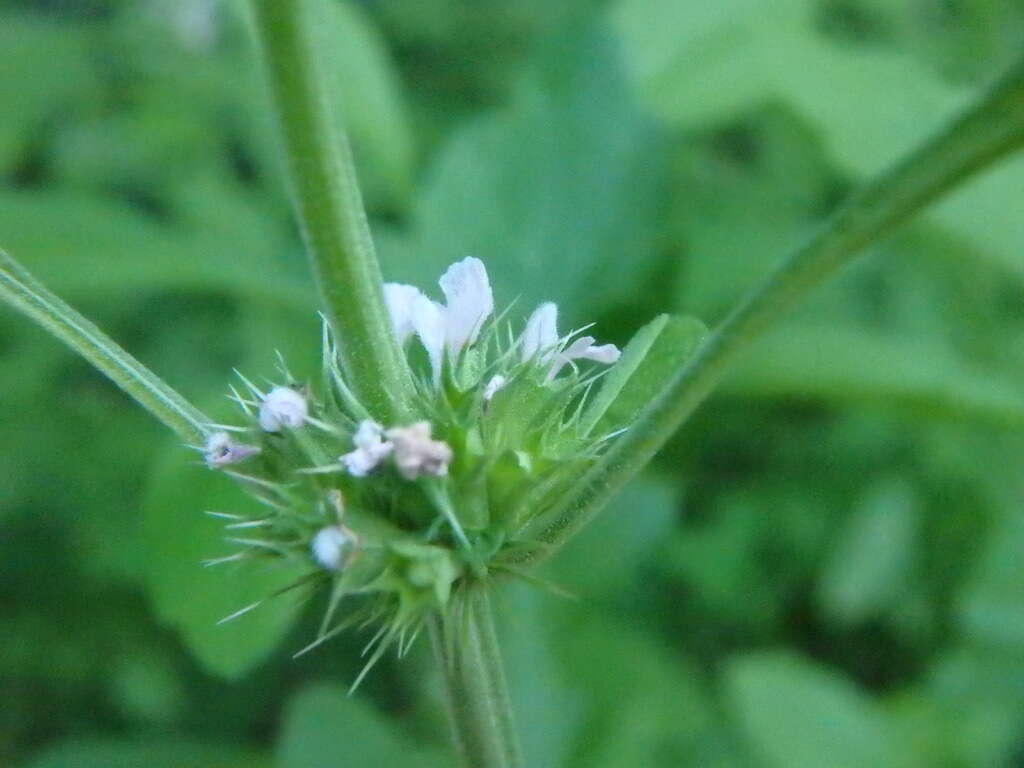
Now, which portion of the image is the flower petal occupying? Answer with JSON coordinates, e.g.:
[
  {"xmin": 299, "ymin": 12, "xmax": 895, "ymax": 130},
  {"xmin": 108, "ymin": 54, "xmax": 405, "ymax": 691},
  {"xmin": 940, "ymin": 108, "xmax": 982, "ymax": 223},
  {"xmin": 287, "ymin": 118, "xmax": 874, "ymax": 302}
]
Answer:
[
  {"xmin": 411, "ymin": 294, "xmax": 446, "ymax": 384},
  {"xmin": 383, "ymin": 283, "xmax": 423, "ymax": 346},
  {"xmin": 438, "ymin": 257, "xmax": 494, "ymax": 357},
  {"xmin": 521, "ymin": 302, "xmax": 559, "ymax": 362},
  {"xmin": 581, "ymin": 343, "xmax": 620, "ymax": 364}
]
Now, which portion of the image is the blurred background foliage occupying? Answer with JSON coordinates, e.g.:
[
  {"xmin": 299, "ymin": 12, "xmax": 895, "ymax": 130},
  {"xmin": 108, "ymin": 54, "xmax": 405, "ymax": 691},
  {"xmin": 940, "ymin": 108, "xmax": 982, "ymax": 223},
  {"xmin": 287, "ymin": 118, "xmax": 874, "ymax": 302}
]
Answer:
[{"xmin": 2, "ymin": 0, "xmax": 1024, "ymax": 765}]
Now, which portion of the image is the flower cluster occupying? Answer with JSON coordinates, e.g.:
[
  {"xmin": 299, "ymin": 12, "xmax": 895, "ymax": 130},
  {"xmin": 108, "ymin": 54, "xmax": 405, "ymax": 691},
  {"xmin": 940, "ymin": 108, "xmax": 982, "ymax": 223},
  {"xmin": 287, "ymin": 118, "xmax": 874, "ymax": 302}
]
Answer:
[{"xmin": 197, "ymin": 257, "xmax": 635, "ymax": 674}]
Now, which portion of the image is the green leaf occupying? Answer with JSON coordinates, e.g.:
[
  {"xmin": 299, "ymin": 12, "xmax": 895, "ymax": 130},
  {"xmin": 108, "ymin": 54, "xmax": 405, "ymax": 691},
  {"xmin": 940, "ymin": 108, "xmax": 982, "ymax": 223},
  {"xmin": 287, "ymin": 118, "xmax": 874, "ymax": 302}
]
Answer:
[
  {"xmin": 817, "ymin": 478, "xmax": 919, "ymax": 624},
  {"xmin": 0, "ymin": 188, "xmax": 310, "ymax": 311},
  {"xmin": 142, "ymin": 444, "xmax": 304, "ymax": 679},
  {"xmin": 381, "ymin": 21, "xmax": 666, "ymax": 318},
  {"xmin": 611, "ymin": 0, "xmax": 968, "ymax": 176},
  {"xmin": 589, "ymin": 315, "xmax": 707, "ymax": 437},
  {"xmin": 25, "ymin": 739, "xmax": 266, "ymax": 768},
  {"xmin": 276, "ymin": 683, "xmax": 447, "ymax": 768},
  {"xmin": 726, "ymin": 325, "xmax": 1024, "ymax": 427},
  {"xmin": 725, "ymin": 652, "xmax": 896, "ymax": 768}
]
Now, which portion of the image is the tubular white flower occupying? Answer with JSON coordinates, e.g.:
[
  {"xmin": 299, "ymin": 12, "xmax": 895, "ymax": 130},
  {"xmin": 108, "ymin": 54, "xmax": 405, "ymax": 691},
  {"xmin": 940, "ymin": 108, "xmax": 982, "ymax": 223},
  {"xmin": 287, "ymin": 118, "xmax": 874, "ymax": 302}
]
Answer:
[
  {"xmin": 521, "ymin": 302, "xmax": 559, "ymax": 362},
  {"xmin": 385, "ymin": 421, "xmax": 453, "ymax": 480},
  {"xmin": 311, "ymin": 525, "xmax": 354, "ymax": 571},
  {"xmin": 438, "ymin": 257, "xmax": 493, "ymax": 357},
  {"xmin": 340, "ymin": 420, "xmax": 393, "ymax": 476},
  {"xmin": 521, "ymin": 302, "xmax": 621, "ymax": 380},
  {"xmin": 383, "ymin": 283, "xmax": 424, "ymax": 345},
  {"xmin": 258, "ymin": 386, "xmax": 308, "ymax": 431},
  {"xmin": 411, "ymin": 294, "xmax": 446, "ymax": 385},
  {"xmin": 203, "ymin": 431, "xmax": 260, "ymax": 468},
  {"xmin": 384, "ymin": 258, "xmax": 494, "ymax": 385}
]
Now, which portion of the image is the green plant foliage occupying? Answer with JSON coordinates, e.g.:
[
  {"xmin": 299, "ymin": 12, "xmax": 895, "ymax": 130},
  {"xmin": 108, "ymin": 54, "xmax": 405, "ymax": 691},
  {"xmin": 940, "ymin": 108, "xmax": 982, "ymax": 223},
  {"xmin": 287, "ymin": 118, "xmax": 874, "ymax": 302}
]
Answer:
[
  {"xmin": 4, "ymin": 0, "xmax": 1024, "ymax": 764},
  {"xmin": 276, "ymin": 684, "xmax": 447, "ymax": 768},
  {"xmin": 725, "ymin": 652, "xmax": 897, "ymax": 768},
  {"xmin": 142, "ymin": 444, "xmax": 306, "ymax": 678}
]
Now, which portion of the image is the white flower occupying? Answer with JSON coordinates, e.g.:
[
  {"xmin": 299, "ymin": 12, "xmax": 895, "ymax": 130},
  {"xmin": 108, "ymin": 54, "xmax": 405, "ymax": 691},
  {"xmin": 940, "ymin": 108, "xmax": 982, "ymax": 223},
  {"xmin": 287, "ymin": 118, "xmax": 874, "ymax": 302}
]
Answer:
[
  {"xmin": 258, "ymin": 386, "xmax": 308, "ymax": 431},
  {"xmin": 203, "ymin": 431, "xmax": 260, "ymax": 468},
  {"xmin": 483, "ymin": 374, "xmax": 507, "ymax": 401},
  {"xmin": 385, "ymin": 422, "xmax": 453, "ymax": 480},
  {"xmin": 383, "ymin": 283, "xmax": 423, "ymax": 345},
  {"xmin": 384, "ymin": 257, "xmax": 494, "ymax": 384},
  {"xmin": 311, "ymin": 525, "xmax": 354, "ymax": 571},
  {"xmin": 521, "ymin": 302, "xmax": 621, "ymax": 380},
  {"xmin": 340, "ymin": 420, "xmax": 393, "ymax": 476}
]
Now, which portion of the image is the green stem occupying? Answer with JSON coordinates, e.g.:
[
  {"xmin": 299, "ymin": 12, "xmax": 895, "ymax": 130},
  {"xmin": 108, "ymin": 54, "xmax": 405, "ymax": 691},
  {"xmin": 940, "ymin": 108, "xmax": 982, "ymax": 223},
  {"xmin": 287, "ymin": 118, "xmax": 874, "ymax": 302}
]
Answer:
[
  {"xmin": 249, "ymin": 0, "xmax": 414, "ymax": 422},
  {"xmin": 0, "ymin": 248, "xmax": 210, "ymax": 443},
  {"xmin": 430, "ymin": 586, "xmax": 523, "ymax": 768},
  {"xmin": 527, "ymin": 54, "xmax": 1024, "ymax": 562}
]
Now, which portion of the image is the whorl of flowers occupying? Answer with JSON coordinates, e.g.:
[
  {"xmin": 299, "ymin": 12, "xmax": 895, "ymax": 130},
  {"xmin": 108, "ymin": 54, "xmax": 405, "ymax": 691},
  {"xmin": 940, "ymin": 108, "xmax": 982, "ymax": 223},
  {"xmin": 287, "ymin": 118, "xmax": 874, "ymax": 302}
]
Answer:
[{"xmin": 197, "ymin": 257, "xmax": 634, "ymax": 680}]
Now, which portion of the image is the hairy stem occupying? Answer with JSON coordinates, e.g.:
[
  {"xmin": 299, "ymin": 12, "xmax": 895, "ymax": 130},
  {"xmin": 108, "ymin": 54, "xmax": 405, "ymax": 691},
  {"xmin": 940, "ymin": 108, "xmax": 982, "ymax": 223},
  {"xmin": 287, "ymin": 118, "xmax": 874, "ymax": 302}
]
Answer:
[
  {"xmin": 249, "ymin": 0, "xmax": 414, "ymax": 422},
  {"xmin": 430, "ymin": 587, "xmax": 523, "ymax": 768},
  {"xmin": 0, "ymin": 248, "xmax": 210, "ymax": 443},
  {"xmin": 529, "ymin": 54, "xmax": 1024, "ymax": 561}
]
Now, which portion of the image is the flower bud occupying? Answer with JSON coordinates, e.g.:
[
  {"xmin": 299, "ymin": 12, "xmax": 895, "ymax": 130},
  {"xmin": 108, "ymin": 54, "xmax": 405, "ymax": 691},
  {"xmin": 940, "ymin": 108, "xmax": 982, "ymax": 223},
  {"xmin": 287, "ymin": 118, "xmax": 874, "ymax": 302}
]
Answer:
[
  {"xmin": 311, "ymin": 525, "xmax": 355, "ymax": 571},
  {"xmin": 386, "ymin": 422, "xmax": 453, "ymax": 480},
  {"xmin": 258, "ymin": 386, "xmax": 308, "ymax": 432},
  {"xmin": 203, "ymin": 431, "xmax": 260, "ymax": 468}
]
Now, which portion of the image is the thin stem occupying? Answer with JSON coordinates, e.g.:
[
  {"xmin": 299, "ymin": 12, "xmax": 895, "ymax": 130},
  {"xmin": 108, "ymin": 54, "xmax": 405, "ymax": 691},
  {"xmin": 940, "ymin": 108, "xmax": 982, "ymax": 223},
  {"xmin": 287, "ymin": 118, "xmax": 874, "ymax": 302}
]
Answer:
[
  {"xmin": 430, "ymin": 586, "xmax": 523, "ymax": 768},
  {"xmin": 249, "ymin": 0, "xmax": 414, "ymax": 422},
  {"xmin": 0, "ymin": 248, "xmax": 210, "ymax": 443},
  {"xmin": 524, "ymin": 54, "xmax": 1024, "ymax": 562}
]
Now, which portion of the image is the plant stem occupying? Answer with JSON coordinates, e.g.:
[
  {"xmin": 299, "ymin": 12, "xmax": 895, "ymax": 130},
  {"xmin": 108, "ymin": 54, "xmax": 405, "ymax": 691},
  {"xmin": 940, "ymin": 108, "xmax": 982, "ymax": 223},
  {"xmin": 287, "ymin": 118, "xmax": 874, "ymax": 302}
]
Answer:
[
  {"xmin": 430, "ymin": 586, "xmax": 523, "ymax": 768},
  {"xmin": 0, "ymin": 248, "xmax": 210, "ymax": 443},
  {"xmin": 249, "ymin": 0, "xmax": 414, "ymax": 422},
  {"xmin": 527, "ymin": 53, "xmax": 1024, "ymax": 562}
]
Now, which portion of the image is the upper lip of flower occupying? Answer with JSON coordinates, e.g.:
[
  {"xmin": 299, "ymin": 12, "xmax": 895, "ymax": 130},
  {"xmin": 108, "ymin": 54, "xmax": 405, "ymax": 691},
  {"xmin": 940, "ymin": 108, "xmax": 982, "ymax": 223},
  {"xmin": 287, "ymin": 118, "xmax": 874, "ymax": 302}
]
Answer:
[{"xmin": 384, "ymin": 257, "xmax": 494, "ymax": 383}]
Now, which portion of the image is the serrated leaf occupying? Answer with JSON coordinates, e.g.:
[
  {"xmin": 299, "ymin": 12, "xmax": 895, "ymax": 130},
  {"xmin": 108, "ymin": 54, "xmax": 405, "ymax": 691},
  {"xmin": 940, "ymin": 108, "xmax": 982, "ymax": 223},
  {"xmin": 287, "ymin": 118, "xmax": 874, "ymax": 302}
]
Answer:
[
  {"xmin": 142, "ymin": 444, "xmax": 305, "ymax": 679},
  {"xmin": 725, "ymin": 652, "xmax": 896, "ymax": 768},
  {"xmin": 276, "ymin": 684, "xmax": 447, "ymax": 768},
  {"xmin": 589, "ymin": 315, "xmax": 707, "ymax": 437}
]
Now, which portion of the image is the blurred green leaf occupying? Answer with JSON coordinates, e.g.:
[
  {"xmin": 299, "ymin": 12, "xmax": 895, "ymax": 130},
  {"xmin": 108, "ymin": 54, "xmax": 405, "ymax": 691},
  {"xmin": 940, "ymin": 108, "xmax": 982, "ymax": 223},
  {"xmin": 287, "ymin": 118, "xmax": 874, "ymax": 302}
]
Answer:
[
  {"xmin": 276, "ymin": 683, "xmax": 447, "ymax": 768},
  {"xmin": 316, "ymin": 0, "xmax": 416, "ymax": 209},
  {"xmin": 726, "ymin": 324, "xmax": 1024, "ymax": 426},
  {"xmin": 0, "ymin": 189, "xmax": 310, "ymax": 310},
  {"xmin": 957, "ymin": 508, "xmax": 1024, "ymax": 647},
  {"xmin": 25, "ymin": 738, "xmax": 266, "ymax": 768},
  {"xmin": 142, "ymin": 444, "xmax": 305, "ymax": 679},
  {"xmin": 725, "ymin": 652, "xmax": 897, "ymax": 768},
  {"xmin": 0, "ymin": 18, "xmax": 100, "ymax": 173},
  {"xmin": 554, "ymin": 612, "xmax": 733, "ymax": 767},
  {"xmin": 381, "ymin": 21, "xmax": 667, "ymax": 319},
  {"xmin": 817, "ymin": 478, "xmax": 919, "ymax": 624},
  {"xmin": 611, "ymin": 0, "xmax": 967, "ymax": 176},
  {"xmin": 549, "ymin": 474, "xmax": 679, "ymax": 595}
]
